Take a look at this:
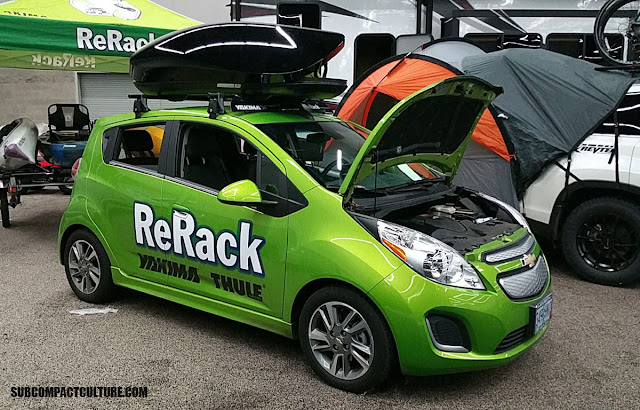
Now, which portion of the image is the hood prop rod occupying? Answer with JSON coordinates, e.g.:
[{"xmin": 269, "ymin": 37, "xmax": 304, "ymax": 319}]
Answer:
[{"xmin": 373, "ymin": 149, "xmax": 379, "ymax": 218}]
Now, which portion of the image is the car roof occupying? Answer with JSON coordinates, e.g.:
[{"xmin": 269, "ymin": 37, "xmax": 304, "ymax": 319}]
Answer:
[{"xmin": 98, "ymin": 106, "xmax": 342, "ymax": 127}]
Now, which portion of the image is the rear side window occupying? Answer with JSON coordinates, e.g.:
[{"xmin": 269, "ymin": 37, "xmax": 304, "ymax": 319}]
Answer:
[{"xmin": 106, "ymin": 123, "xmax": 167, "ymax": 172}]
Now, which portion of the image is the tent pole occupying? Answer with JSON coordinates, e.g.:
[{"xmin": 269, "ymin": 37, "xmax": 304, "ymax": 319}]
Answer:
[
  {"xmin": 416, "ymin": 0, "xmax": 422, "ymax": 34},
  {"xmin": 564, "ymin": 151, "xmax": 572, "ymax": 190},
  {"xmin": 614, "ymin": 110, "xmax": 620, "ymax": 185}
]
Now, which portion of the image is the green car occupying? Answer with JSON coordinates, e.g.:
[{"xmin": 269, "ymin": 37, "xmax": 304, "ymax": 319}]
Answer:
[{"xmin": 58, "ymin": 77, "xmax": 551, "ymax": 392}]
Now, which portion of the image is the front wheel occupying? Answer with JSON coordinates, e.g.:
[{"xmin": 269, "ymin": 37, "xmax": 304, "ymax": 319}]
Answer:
[
  {"xmin": 561, "ymin": 197, "xmax": 640, "ymax": 285},
  {"xmin": 298, "ymin": 286, "xmax": 397, "ymax": 392},
  {"xmin": 63, "ymin": 229, "xmax": 117, "ymax": 303}
]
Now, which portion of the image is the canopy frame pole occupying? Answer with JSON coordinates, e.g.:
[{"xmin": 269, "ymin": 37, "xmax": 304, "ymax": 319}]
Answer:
[
  {"xmin": 564, "ymin": 151, "xmax": 572, "ymax": 190},
  {"xmin": 614, "ymin": 110, "xmax": 620, "ymax": 185}
]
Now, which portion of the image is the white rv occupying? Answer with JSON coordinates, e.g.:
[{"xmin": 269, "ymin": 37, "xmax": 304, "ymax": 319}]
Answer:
[{"xmin": 236, "ymin": 0, "xmax": 431, "ymax": 85}]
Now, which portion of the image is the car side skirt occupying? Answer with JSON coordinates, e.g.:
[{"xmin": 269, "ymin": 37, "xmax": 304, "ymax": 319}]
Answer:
[{"xmin": 111, "ymin": 267, "xmax": 293, "ymax": 338}]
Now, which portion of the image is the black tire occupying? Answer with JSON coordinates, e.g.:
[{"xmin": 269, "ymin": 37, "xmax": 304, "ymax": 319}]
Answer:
[
  {"xmin": 63, "ymin": 229, "xmax": 117, "ymax": 303},
  {"xmin": 561, "ymin": 197, "xmax": 640, "ymax": 285},
  {"xmin": 59, "ymin": 180, "xmax": 73, "ymax": 195},
  {"xmin": 0, "ymin": 189, "xmax": 9, "ymax": 228},
  {"xmin": 298, "ymin": 286, "xmax": 397, "ymax": 393}
]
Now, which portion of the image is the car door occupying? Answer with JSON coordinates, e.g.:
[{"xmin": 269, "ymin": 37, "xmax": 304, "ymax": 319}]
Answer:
[
  {"xmin": 90, "ymin": 119, "xmax": 176, "ymax": 285},
  {"xmin": 159, "ymin": 119, "xmax": 300, "ymax": 318}
]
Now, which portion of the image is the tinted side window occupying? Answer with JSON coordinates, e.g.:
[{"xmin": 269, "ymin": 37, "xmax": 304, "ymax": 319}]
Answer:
[
  {"xmin": 177, "ymin": 123, "xmax": 303, "ymax": 216},
  {"xmin": 102, "ymin": 127, "xmax": 119, "ymax": 163},
  {"xmin": 178, "ymin": 123, "xmax": 257, "ymax": 191},
  {"xmin": 108, "ymin": 123, "xmax": 167, "ymax": 172},
  {"xmin": 596, "ymin": 94, "xmax": 640, "ymax": 136}
]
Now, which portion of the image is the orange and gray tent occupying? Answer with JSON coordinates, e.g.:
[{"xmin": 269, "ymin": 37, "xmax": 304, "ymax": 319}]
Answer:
[
  {"xmin": 336, "ymin": 39, "xmax": 519, "ymax": 206},
  {"xmin": 337, "ymin": 39, "xmax": 636, "ymax": 208}
]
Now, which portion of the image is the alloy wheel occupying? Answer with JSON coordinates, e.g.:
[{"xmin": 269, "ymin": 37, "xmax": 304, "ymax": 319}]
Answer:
[
  {"xmin": 576, "ymin": 214, "xmax": 640, "ymax": 272},
  {"xmin": 308, "ymin": 301, "xmax": 374, "ymax": 381},
  {"xmin": 68, "ymin": 239, "xmax": 101, "ymax": 294}
]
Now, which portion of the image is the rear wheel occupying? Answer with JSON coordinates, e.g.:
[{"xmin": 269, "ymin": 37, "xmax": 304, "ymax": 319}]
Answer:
[
  {"xmin": 59, "ymin": 177, "xmax": 73, "ymax": 195},
  {"xmin": 298, "ymin": 286, "xmax": 396, "ymax": 392},
  {"xmin": 0, "ymin": 189, "xmax": 9, "ymax": 228},
  {"xmin": 63, "ymin": 229, "xmax": 117, "ymax": 303},
  {"xmin": 561, "ymin": 197, "xmax": 640, "ymax": 285}
]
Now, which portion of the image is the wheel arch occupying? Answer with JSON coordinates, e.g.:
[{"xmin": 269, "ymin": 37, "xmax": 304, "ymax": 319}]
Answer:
[
  {"xmin": 59, "ymin": 224, "xmax": 96, "ymax": 264},
  {"xmin": 290, "ymin": 278, "xmax": 394, "ymax": 346},
  {"xmin": 550, "ymin": 180, "xmax": 640, "ymax": 242}
]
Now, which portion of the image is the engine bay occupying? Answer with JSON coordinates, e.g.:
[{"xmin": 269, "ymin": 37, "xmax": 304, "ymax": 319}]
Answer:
[{"xmin": 358, "ymin": 187, "xmax": 522, "ymax": 254}]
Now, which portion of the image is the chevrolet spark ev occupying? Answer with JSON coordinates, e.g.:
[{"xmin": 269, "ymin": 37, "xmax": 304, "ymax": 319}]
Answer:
[{"xmin": 59, "ymin": 77, "xmax": 551, "ymax": 392}]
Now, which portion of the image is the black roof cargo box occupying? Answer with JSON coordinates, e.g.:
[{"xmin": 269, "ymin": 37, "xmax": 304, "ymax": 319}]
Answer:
[{"xmin": 130, "ymin": 23, "xmax": 347, "ymax": 100}]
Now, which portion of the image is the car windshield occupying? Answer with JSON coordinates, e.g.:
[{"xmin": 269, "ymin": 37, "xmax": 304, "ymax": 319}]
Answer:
[{"xmin": 257, "ymin": 121, "xmax": 444, "ymax": 192}]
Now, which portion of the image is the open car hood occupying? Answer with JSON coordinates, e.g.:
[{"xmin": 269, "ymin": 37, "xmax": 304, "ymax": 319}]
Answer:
[{"xmin": 338, "ymin": 76, "xmax": 502, "ymax": 203}]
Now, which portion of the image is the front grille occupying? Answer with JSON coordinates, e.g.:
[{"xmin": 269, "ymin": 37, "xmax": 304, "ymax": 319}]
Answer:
[
  {"xmin": 484, "ymin": 234, "xmax": 535, "ymax": 263},
  {"xmin": 498, "ymin": 256, "xmax": 549, "ymax": 300},
  {"xmin": 494, "ymin": 325, "xmax": 528, "ymax": 354}
]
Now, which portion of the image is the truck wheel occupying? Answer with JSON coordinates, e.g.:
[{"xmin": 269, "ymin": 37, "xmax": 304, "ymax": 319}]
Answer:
[
  {"xmin": 63, "ymin": 229, "xmax": 117, "ymax": 303},
  {"xmin": 561, "ymin": 197, "xmax": 640, "ymax": 285},
  {"xmin": 298, "ymin": 286, "xmax": 397, "ymax": 393},
  {"xmin": 0, "ymin": 189, "xmax": 9, "ymax": 228}
]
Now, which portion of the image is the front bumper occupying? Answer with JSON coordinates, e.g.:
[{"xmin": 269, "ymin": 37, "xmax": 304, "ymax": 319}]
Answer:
[{"xmin": 367, "ymin": 261, "xmax": 551, "ymax": 376}]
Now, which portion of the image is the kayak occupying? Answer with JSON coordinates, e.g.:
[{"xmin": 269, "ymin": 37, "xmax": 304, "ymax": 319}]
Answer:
[{"xmin": 0, "ymin": 118, "xmax": 38, "ymax": 171}]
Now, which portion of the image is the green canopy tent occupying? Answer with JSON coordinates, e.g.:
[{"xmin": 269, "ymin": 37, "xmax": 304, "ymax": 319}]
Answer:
[{"xmin": 0, "ymin": 0, "xmax": 198, "ymax": 73}]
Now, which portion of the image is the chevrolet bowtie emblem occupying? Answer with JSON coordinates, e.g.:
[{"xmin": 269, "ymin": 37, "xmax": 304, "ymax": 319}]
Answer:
[{"xmin": 521, "ymin": 253, "xmax": 537, "ymax": 268}]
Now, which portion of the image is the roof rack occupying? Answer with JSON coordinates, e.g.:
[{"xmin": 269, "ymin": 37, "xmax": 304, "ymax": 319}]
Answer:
[
  {"xmin": 207, "ymin": 93, "xmax": 225, "ymax": 119},
  {"xmin": 129, "ymin": 94, "xmax": 149, "ymax": 119},
  {"xmin": 129, "ymin": 92, "xmax": 318, "ymax": 119}
]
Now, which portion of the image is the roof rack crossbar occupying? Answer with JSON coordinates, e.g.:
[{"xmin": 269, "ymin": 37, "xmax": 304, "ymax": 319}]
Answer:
[
  {"xmin": 129, "ymin": 94, "xmax": 150, "ymax": 119},
  {"xmin": 207, "ymin": 93, "xmax": 226, "ymax": 119}
]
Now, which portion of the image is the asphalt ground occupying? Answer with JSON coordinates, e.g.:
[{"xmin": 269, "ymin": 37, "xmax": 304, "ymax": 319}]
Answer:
[{"xmin": 0, "ymin": 189, "xmax": 639, "ymax": 410}]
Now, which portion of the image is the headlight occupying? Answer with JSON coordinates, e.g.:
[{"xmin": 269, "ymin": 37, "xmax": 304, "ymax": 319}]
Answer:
[
  {"xmin": 377, "ymin": 220, "xmax": 485, "ymax": 290},
  {"xmin": 476, "ymin": 192, "xmax": 531, "ymax": 232}
]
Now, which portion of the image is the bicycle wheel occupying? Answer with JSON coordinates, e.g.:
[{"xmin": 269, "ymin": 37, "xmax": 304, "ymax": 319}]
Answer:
[{"xmin": 594, "ymin": 0, "xmax": 640, "ymax": 66}]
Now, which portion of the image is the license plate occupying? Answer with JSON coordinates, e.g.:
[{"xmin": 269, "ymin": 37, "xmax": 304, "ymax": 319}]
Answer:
[{"xmin": 531, "ymin": 293, "xmax": 552, "ymax": 334}]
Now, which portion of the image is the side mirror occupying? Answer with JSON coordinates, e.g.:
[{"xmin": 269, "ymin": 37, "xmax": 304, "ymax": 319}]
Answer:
[{"xmin": 217, "ymin": 180, "xmax": 262, "ymax": 205}]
